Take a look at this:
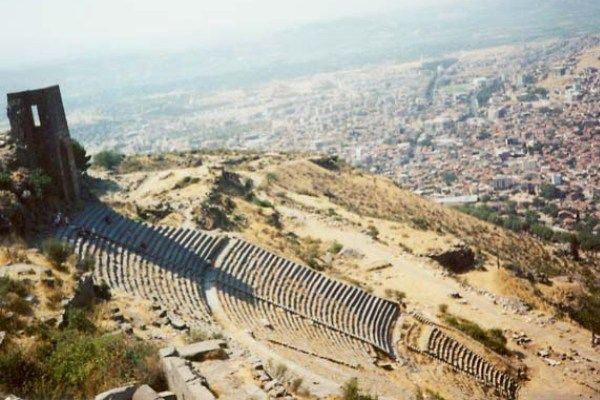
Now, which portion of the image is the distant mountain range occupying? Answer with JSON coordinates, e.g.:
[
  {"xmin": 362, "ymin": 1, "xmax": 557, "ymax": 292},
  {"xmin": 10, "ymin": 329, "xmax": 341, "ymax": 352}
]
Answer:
[{"xmin": 1, "ymin": 0, "xmax": 599, "ymax": 128}]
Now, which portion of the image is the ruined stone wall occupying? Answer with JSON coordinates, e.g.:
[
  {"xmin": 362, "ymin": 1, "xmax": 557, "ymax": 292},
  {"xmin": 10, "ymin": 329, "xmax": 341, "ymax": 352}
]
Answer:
[{"xmin": 6, "ymin": 85, "xmax": 80, "ymax": 204}]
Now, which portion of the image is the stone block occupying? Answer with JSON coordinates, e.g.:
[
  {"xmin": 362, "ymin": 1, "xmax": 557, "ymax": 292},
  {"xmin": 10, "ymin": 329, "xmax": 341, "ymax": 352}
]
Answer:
[
  {"xmin": 187, "ymin": 379, "xmax": 216, "ymax": 400},
  {"xmin": 94, "ymin": 384, "xmax": 136, "ymax": 400},
  {"xmin": 176, "ymin": 340, "xmax": 226, "ymax": 361},
  {"xmin": 159, "ymin": 346, "xmax": 177, "ymax": 358},
  {"xmin": 132, "ymin": 385, "xmax": 159, "ymax": 400},
  {"xmin": 157, "ymin": 391, "xmax": 176, "ymax": 400}
]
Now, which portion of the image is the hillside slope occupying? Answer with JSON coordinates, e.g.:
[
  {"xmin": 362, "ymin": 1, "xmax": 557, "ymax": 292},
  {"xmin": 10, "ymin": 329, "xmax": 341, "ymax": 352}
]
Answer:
[{"xmin": 86, "ymin": 150, "xmax": 600, "ymax": 399}]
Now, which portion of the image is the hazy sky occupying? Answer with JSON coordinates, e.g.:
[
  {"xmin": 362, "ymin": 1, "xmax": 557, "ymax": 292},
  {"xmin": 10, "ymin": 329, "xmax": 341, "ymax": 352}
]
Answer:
[{"xmin": 0, "ymin": 0, "xmax": 457, "ymax": 68}]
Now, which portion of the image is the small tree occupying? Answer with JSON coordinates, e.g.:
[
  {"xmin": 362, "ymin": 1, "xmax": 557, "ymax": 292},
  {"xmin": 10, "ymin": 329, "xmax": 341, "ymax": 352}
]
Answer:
[
  {"xmin": 93, "ymin": 150, "xmax": 125, "ymax": 170},
  {"xmin": 28, "ymin": 169, "xmax": 52, "ymax": 198},
  {"xmin": 42, "ymin": 239, "xmax": 72, "ymax": 268},
  {"xmin": 366, "ymin": 225, "xmax": 379, "ymax": 240},
  {"xmin": 342, "ymin": 378, "xmax": 378, "ymax": 400},
  {"xmin": 71, "ymin": 139, "xmax": 91, "ymax": 172}
]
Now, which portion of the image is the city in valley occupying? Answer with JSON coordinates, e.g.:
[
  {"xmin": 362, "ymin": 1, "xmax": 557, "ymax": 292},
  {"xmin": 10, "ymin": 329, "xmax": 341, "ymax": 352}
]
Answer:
[
  {"xmin": 70, "ymin": 35, "xmax": 600, "ymax": 242},
  {"xmin": 1, "ymin": 2, "xmax": 600, "ymax": 400}
]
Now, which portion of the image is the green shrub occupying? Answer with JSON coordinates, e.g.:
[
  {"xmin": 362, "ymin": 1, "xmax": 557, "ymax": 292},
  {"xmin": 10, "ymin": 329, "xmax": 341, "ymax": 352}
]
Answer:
[
  {"xmin": 65, "ymin": 308, "xmax": 96, "ymax": 333},
  {"xmin": 28, "ymin": 169, "xmax": 52, "ymax": 198},
  {"xmin": 0, "ymin": 347, "xmax": 43, "ymax": 393},
  {"xmin": 42, "ymin": 239, "xmax": 72, "ymax": 268},
  {"xmin": 252, "ymin": 197, "xmax": 273, "ymax": 208},
  {"xmin": 342, "ymin": 378, "xmax": 379, "ymax": 400},
  {"xmin": 366, "ymin": 225, "xmax": 379, "ymax": 240},
  {"xmin": 95, "ymin": 281, "xmax": 112, "ymax": 300},
  {"xmin": 77, "ymin": 256, "xmax": 95, "ymax": 272},
  {"xmin": 329, "ymin": 241, "xmax": 343, "ymax": 254},
  {"xmin": 71, "ymin": 139, "xmax": 91, "ymax": 172},
  {"xmin": 267, "ymin": 211, "xmax": 282, "ymax": 229},
  {"xmin": 0, "ymin": 329, "xmax": 164, "ymax": 399},
  {"xmin": 443, "ymin": 314, "xmax": 509, "ymax": 355},
  {"xmin": 173, "ymin": 176, "xmax": 200, "ymax": 190},
  {"xmin": 0, "ymin": 170, "xmax": 12, "ymax": 190},
  {"xmin": 411, "ymin": 217, "xmax": 430, "ymax": 230},
  {"xmin": 568, "ymin": 290, "xmax": 600, "ymax": 333},
  {"xmin": 0, "ymin": 276, "xmax": 29, "ymax": 298},
  {"xmin": 265, "ymin": 173, "xmax": 278, "ymax": 185},
  {"xmin": 0, "ymin": 278, "xmax": 32, "ymax": 321},
  {"xmin": 93, "ymin": 150, "xmax": 125, "ymax": 170}
]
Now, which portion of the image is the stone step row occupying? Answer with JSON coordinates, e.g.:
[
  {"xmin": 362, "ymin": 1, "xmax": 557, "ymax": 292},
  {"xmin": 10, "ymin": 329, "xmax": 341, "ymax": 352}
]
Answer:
[
  {"xmin": 426, "ymin": 328, "xmax": 517, "ymax": 399},
  {"xmin": 216, "ymin": 280, "xmax": 373, "ymax": 367},
  {"xmin": 62, "ymin": 227, "xmax": 212, "ymax": 322},
  {"xmin": 215, "ymin": 238, "xmax": 399, "ymax": 356},
  {"xmin": 57, "ymin": 206, "xmax": 401, "ymax": 359},
  {"xmin": 65, "ymin": 205, "xmax": 222, "ymax": 277}
]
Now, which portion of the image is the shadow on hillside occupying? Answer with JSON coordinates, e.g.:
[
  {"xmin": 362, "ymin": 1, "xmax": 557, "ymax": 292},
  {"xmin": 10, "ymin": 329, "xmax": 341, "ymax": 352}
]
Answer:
[
  {"xmin": 70, "ymin": 204, "xmax": 257, "ymax": 303},
  {"xmin": 87, "ymin": 175, "xmax": 121, "ymax": 197}
]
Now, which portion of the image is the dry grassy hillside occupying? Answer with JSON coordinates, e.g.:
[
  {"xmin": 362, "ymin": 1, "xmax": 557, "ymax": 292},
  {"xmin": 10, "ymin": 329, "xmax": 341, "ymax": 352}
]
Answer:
[
  {"xmin": 98, "ymin": 151, "xmax": 599, "ymax": 316},
  {"xmin": 86, "ymin": 150, "xmax": 600, "ymax": 399}
]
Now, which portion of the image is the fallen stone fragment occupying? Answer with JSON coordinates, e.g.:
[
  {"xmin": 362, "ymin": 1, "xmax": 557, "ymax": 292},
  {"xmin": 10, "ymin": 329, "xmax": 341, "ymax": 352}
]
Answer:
[
  {"xmin": 94, "ymin": 384, "xmax": 136, "ymax": 400},
  {"xmin": 157, "ymin": 392, "xmax": 176, "ymax": 400},
  {"xmin": 177, "ymin": 340, "xmax": 227, "ymax": 361},
  {"xmin": 167, "ymin": 313, "xmax": 187, "ymax": 330},
  {"xmin": 159, "ymin": 346, "xmax": 177, "ymax": 358},
  {"xmin": 132, "ymin": 384, "xmax": 159, "ymax": 400}
]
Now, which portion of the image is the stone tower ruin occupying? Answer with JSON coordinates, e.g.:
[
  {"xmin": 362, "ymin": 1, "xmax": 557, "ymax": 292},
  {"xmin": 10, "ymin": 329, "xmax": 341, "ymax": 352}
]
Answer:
[{"xmin": 6, "ymin": 85, "xmax": 80, "ymax": 204}]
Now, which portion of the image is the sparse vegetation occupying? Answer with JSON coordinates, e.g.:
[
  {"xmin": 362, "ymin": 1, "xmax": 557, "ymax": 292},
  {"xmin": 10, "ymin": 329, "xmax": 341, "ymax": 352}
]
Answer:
[
  {"xmin": 252, "ymin": 197, "xmax": 274, "ymax": 208},
  {"xmin": 28, "ymin": 169, "xmax": 53, "ymax": 198},
  {"xmin": 0, "ymin": 301, "xmax": 165, "ymax": 399},
  {"xmin": 329, "ymin": 240, "xmax": 343, "ymax": 254},
  {"xmin": 188, "ymin": 327, "xmax": 224, "ymax": 343},
  {"xmin": 289, "ymin": 377, "xmax": 304, "ymax": 393},
  {"xmin": 290, "ymin": 236, "xmax": 325, "ymax": 271},
  {"xmin": 173, "ymin": 176, "xmax": 200, "ymax": 190},
  {"xmin": 384, "ymin": 289, "xmax": 406, "ymax": 303},
  {"xmin": 440, "ymin": 311, "xmax": 509, "ymax": 355},
  {"xmin": 366, "ymin": 225, "xmax": 379, "ymax": 240},
  {"xmin": 411, "ymin": 217, "xmax": 430, "ymax": 230},
  {"xmin": 341, "ymin": 378, "xmax": 378, "ymax": 400},
  {"xmin": 0, "ymin": 330, "xmax": 164, "ymax": 399},
  {"xmin": 0, "ymin": 277, "xmax": 32, "ymax": 327},
  {"xmin": 93, "ymin": 150, "xmax": 125, "ymax": 170},
  {"xmin": 76, "ymin": 255, "xmax": 95, "ymax": 272},
  {"xmin": 425, "ymin": 389, "xmax": 448, "ymax": 400},
  {"xmin": 272, "ymin": 363, "xmax": 288, "ymax": 380},
  {"xmin": 71, "ymin": 139, "xmax": 91, "ymax": 172},
  {"xmin": 566, "ymin": 286, "xmax": 600, "ymax": 334},
  {"xmin": 42, "ymin": 239, "xmax": 73, "ymax": 269},
  {"xmin": 438, "ymin": 303, "xmax": 448, "ymax": 314}
]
